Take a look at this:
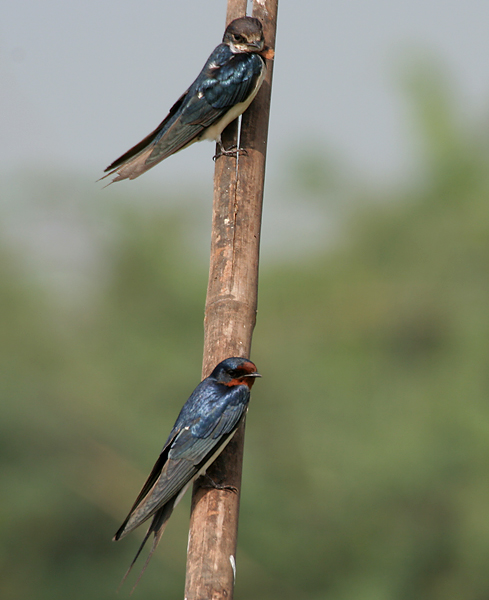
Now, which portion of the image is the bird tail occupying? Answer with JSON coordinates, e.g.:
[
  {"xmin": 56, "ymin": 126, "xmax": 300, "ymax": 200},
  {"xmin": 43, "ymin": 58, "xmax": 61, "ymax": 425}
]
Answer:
[
  {"xmin": 116, "ymin": 501, "xmax": 175, "ymax": 592},
  {"xmin": 99, "ymin": 146, "xmax": 156, "ymax": 185}
]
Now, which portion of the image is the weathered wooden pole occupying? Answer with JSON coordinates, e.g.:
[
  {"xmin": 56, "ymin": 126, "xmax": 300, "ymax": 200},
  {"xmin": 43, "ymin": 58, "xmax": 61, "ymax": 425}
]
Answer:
[{"xmin": 183, "ymin": 0, "xmax": 278, "ymax": 598}]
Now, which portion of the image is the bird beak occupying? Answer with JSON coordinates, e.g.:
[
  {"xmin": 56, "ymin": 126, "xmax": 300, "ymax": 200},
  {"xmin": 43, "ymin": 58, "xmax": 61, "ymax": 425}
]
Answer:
[{"xmin": 243, "ymin": 372, "xmax": 262, "ymax": 379}]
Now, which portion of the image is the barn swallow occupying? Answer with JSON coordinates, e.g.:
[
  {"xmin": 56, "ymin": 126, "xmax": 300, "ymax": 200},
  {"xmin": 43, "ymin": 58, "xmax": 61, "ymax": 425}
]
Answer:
[
  {"xmin": 101, "ymin": 17, "xmax": 273, "ymax": 184},
  {"xmin": 114, "ymin": 357, "xmax": 261, "ymax": 584}
]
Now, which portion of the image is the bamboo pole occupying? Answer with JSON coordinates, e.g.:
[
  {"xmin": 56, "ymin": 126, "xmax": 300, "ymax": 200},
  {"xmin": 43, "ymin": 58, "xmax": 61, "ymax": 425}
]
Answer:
[{"xmin": 183, "ymin": 1, "xmax": 278, "ymax": 598}]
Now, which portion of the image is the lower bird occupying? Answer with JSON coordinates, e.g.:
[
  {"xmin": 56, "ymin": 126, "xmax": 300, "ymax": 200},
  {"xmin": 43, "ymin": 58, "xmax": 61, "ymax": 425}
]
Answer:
[
  {"xmin": 114, "ymin": 357, "xmax": 261, "ymax": 584},
  {"xmin": 101, "ymin": 17, "xmax": 273, "ymax": 184}
]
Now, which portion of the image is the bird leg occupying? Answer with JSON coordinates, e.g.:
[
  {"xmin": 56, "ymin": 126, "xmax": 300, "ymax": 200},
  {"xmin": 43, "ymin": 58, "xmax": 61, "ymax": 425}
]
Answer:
[{"xmin": 213, "ymin": 138, "xmax": 248, "ymax": 161}]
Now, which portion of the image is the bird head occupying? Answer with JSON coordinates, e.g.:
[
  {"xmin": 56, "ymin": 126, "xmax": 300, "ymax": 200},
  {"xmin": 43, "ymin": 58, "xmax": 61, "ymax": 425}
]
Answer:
[
  {"xmin": 223, "ymin": 17, "xmax": 265, "ymax": 54},
  {"xmin": 211, "ymin": 357, "xmax": 261, "ymax": 389}
]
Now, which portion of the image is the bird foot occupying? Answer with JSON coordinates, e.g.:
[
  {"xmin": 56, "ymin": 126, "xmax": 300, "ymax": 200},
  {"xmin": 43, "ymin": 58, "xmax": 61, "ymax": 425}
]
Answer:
[
  {"xmin": 213, "ymin": 144, "xmax": 248, "ymax": 161},
  {"xmin": 199, "ymin": 474, "xmax": 238, "ymax": 494}
]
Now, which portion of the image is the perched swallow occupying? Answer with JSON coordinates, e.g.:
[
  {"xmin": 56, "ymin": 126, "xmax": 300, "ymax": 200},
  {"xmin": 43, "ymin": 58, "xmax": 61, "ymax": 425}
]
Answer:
[
  {"xmin": 102, "ymin": 17, "xmax": 273, "ymax": 184},
  {"xmin": 114, "ymin": 357, "xmax": 261, "ymax": 583}
]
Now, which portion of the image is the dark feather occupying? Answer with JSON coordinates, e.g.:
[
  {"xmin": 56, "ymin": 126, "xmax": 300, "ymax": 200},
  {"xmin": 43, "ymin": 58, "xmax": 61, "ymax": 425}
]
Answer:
[{"xmin": 104, "ymin": 90, "xmax": 189, "ymax": 173}]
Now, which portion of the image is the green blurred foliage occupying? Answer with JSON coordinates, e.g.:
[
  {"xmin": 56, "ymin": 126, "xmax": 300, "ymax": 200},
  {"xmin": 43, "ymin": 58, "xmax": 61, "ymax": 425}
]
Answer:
[{"xmin": 2, "ymin": 68, "xmax": 489, "ymax": 600}]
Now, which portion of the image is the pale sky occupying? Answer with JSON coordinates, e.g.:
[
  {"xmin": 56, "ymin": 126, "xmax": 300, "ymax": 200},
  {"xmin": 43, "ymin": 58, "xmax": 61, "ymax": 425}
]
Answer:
[{"xmin": 2, "ymin": 0, "xmax": 489, "ymax": 192}]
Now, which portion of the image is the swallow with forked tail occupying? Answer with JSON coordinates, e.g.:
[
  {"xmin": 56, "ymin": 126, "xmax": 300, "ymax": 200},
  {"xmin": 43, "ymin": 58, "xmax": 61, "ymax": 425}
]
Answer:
[
  {"xmin": 102, "ymin": 17, "xmax": 273, "ymax": 184},
  {"xmin": 114, "ymin": 357, "xmax": 261, "ymax": 585}
]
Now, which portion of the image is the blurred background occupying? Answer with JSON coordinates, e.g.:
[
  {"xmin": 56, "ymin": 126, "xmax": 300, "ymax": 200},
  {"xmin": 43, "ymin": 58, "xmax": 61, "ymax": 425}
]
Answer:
[{"xmin": 2, "ymin": 1, "xmax": 489, "ymax": 599}]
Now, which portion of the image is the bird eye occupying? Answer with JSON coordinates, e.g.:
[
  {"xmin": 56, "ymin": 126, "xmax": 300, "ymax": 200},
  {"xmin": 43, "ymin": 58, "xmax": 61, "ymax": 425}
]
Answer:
[{"xmin": 233, "ymin": 34, "xmax": 244, "ymax": 43}]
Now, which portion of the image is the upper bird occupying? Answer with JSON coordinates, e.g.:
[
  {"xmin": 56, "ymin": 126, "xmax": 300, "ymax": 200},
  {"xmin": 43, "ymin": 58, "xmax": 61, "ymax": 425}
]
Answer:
[
  {"xmin": 102, "ymin": 17, "xmax": 271, "ymax": 184},
  {"xmin": 114, "ymin": 357, "xmax": 261, "ymax": 583}
]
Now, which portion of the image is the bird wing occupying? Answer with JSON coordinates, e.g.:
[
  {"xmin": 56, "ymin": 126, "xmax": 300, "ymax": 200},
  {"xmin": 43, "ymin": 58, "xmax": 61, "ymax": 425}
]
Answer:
[
  {"xmin": 112, "ymin": 428, "xmax": 179, "ymax": 540},
  {"xmin": 143, "ymin": 50, "xmax": 264, "ymax": 164},
  {"xmin": 103, "ymin": 90, "xmax": 189, "ymax": 173},
  {"xmin": 114, "ymin": 384, "xmax": 250, "ymax": 538},
  {"xmin": 199, "ymin": 52, "xmax": 264, "ymax": 110}
]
